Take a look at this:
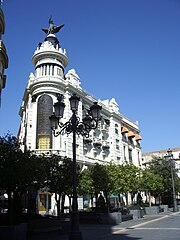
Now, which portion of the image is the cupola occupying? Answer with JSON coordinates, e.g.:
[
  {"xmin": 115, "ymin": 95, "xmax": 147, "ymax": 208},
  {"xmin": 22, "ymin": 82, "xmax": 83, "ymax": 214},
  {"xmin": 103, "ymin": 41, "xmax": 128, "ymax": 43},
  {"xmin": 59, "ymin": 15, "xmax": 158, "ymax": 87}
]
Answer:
[{"xmin": 32, "ymin": 17, "xmax": 68, "ymax": 79}]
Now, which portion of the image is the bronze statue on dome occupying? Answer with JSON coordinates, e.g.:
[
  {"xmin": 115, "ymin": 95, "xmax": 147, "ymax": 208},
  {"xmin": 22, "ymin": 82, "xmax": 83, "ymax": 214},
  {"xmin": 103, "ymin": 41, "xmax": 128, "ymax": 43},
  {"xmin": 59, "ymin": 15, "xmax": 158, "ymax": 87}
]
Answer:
[{"xmin": 42, "ymin": 16, "xmax": 64, "ymax": 34}]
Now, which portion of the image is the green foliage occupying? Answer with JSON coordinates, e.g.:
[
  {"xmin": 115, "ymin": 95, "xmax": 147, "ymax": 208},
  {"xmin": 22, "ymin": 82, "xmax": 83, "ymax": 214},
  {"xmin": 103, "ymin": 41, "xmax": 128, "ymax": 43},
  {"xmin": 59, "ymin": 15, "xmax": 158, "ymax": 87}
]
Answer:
[
  {"xmin": 40, "ymin": 155, "xmax": 77, "ymax": 215},
  {"xmin": 78, "ymin": 162, "xmax": 142, "ymax": 208},
  {"xmin": 78, "ymin": 168, "xmax": 93, "ymax": 195},
  {"xmin": 90, "ymin": 163, "xmax": 110, "ymax": 195},
  {"xmin": 0, "ymin": 134, "xmax": 48, "ymax": 224},
  {"xmin": 0, "ymin": 134, "xmax": 44, "ymax": 194},
  {"xmin": 78, "ymin": 158, "xmax": 180, "ymax": 207},
  {"xmin": 43, "ymin": 155, "xmax": 73, "ymax": 196},
  {"xmin": 3, "ymin": 133, "xmax": 178, "ymax": 217},
  {"xmin": 140, "ymin": 169, "xmax": 164, "ymax": 194},
  {"xmin": 148, "ymin": 157, "xmax": 172, "ymax": 192},
  {"xmin": 145, "ymin": 156, "xmax": 180, "ymax": 196},
  {"xmin": 111, "ymin": 163, "xmax": 141, "ymax": 195},
  {"xmin": 104, "ymin": 162, "xmax": 118, "ymax": 195}
]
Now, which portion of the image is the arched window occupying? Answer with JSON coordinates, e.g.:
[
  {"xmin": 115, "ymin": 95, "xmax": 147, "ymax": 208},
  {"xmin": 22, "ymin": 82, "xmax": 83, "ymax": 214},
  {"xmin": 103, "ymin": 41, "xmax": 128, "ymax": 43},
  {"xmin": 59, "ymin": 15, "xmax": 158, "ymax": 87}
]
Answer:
[{"xmin": 36, "ymin": 94, "xmax": 53, "ymax": 149}]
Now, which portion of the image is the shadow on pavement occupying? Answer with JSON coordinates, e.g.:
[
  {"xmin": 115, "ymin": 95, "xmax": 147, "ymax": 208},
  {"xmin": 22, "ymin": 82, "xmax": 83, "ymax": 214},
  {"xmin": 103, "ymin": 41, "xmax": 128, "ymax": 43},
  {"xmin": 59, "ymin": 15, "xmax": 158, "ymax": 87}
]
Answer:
[
  {"xmin": 29, "ymin": 231, "xmax": 142, "ymax": 240},
  {"xmin": 81, "ymin": 225, "xmax": 142, "ymax": 240},
  {"xmin": 94, "ymin": 233, "xmax": 141, "ymax": 240}
]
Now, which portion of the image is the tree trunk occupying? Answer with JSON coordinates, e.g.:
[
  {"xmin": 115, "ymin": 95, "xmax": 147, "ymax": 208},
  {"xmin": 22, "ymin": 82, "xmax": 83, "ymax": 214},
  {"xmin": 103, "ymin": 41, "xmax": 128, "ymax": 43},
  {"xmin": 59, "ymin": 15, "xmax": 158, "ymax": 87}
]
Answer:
[
  {"xmin": 61, "ymin": 193, "xmax": 65, "ymax": 213},
  {"xmin": 159, "ymin": 194, "xmax": 161, "ymax": 205},
  {"xmin": 118, "ymin": 194, "xmax": 121, "ymax": 208},
  {"xmin": 104, "ymin": 192, "xmax": 109, "ymax": 213},
  {"xmin": 13, "ymin": 191, "xmax": 22, "ymax": 224},
  {"xmin": 68, "ymin": 195, "xmax": 72, "ymax": 212},
  {"xmin": 55, "ymin": 193, "xmax": 61, "ymax": 218},
  {"xmin": 148, "ymin": 192, "xmax": 152, "ymax": 207},
  {"xmin": 95, "ymin": 193, "xmax": 98, "ymax": 208},
  {"xmin": 90, "ymin": 194, "xmax": 94, "ymax": 208},
  {"xmin": 57, "ymin": 198, "xmax": 61, "ymax": 217},
  {"xmin": 104, "ymin": 192, "xmax": 110, "ymax": 213},
  {"xmin": 7, "ymin": 189, "xmax": 13, "ymax": 225},
  {"xmin": 27, "ymin": 188, "xmax": 37, "ymax": 213},
  {"xmin": 125, "ymin": 193, "xmax": 129, "ymax": 207}
]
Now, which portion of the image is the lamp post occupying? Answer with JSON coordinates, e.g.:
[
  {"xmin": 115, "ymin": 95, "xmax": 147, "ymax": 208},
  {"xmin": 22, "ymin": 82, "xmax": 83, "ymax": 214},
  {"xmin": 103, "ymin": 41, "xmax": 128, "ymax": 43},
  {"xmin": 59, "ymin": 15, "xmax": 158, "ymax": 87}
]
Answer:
[
  {"xmin": 167, "ymin": 148, "xmax": 178, "ymax": 212},
  {"xmin": 49, "ymin": 93, "xmax": 102, "ymax": 240}
]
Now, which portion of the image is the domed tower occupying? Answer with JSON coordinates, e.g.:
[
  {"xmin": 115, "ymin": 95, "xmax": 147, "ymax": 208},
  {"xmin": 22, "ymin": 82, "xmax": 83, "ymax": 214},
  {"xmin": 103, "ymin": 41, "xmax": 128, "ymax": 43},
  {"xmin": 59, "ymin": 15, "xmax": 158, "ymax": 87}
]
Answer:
[
  {"xmin": 19, "ymin": 18, "xmax": 68, "ymax": 151},
  {"xmin": 32, "ymin": 17, "xmax": 68, "ymax": 86}
]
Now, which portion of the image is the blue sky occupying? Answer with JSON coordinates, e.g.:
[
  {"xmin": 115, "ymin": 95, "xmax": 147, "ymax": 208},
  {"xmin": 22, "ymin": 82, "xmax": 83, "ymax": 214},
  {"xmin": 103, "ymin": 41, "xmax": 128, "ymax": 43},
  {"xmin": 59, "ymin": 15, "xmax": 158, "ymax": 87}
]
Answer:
[{"xmin": 0, "ymin": 0, "xmax": 180, "ymax": 153}]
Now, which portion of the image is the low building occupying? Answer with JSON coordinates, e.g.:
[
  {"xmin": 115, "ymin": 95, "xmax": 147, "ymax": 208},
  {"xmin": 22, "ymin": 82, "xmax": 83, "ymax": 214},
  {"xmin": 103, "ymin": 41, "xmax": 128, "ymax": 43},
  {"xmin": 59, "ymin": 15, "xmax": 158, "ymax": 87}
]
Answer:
[{"xmin": 142, "ymin": 147, "xmax": 180, "ymax": 169}]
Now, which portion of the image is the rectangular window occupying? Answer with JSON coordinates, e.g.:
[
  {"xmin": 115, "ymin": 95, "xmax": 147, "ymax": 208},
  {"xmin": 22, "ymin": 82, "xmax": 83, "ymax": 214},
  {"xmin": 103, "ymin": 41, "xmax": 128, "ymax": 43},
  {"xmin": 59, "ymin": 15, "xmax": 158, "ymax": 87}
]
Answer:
[
  {"xmin": 129, "ymin": 138, "xmax": 133, "ymax": 145},
  {"xmin": 52, "ymin": 65, "xmax": 54, "ymax": 75},
  {"xmin": 45, "ymin": 65, "xmax": 47, "ymax": 75},
  {"xmin": 57, "ymin": 68, "xmax": 61, "ymax": 75},
  {"xmin": 123, "ymin": 145, "xmax": 126, "ymax": 160},
  {"xmin": 115, "ymin": 128, "xmax": 118, "ymax": 134},
  {"xmin": 42, "ymin": 65, "xmax": 45, "ymax": 75},
  {"xmin": 122, "ymin": 133, "xmax": 126, "ymax": 142},
  {"xmin": 128, "ymin": 149, "xmax": 132, "ymax": 163},
  {"xmin": 38, "ymin": 134, "xmax": 50, "ymax": 149},
  {"xmin": 116, "ymin": 139, "xmax": 119, "ymax": 150},
  {"xmin": 136, "ymin": 140, "xmax": 140, "ymax": 148},
  {"xmin": 138, "ymin": 151, "xmax": 141, "ymax": 166}
]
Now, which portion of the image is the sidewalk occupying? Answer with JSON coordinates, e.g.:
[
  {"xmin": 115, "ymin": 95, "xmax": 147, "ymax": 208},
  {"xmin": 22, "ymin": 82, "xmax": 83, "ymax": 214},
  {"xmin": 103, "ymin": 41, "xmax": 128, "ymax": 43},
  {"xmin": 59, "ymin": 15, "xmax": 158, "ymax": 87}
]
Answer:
[{"xmin": 30, "ymin": 211, "xmax": 175, "ymax": 240}]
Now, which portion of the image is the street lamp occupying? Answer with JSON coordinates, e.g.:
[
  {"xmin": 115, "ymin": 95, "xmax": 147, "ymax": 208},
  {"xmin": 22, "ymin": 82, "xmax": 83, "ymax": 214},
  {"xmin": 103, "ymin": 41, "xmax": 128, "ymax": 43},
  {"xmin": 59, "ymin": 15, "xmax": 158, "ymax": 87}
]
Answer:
[
  {"xmin": 167, "ymin": 148, "xmax": 178, "ymax": 212},
  {"xmin": 49, "ymin": 93, "xmax": 102, "ymax": 240}
]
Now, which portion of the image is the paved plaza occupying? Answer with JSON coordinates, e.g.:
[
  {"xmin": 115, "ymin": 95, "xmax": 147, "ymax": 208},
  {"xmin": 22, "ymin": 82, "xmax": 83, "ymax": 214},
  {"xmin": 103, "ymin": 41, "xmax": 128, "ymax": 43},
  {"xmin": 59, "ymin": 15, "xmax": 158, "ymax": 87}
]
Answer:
[{"xmin": 30, "ymin": 211, "xmax": 180, "ymax": 240}]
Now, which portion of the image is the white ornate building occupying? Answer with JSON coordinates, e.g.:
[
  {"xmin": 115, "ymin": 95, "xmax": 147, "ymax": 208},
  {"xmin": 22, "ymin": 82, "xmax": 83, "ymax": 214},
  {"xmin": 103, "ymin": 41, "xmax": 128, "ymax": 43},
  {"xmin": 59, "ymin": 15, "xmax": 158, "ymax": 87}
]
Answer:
[{"xmin": 18, "ymin": 19, "xmax": 142, "ymax": 213}]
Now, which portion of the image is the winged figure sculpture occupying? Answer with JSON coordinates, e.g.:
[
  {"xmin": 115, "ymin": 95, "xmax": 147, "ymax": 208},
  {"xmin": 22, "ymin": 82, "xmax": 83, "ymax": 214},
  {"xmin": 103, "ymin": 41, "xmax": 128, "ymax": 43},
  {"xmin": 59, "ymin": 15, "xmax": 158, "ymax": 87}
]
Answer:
[{"xmin": 42, "ymin": 16, "xmax": 64, "ymax": 34}]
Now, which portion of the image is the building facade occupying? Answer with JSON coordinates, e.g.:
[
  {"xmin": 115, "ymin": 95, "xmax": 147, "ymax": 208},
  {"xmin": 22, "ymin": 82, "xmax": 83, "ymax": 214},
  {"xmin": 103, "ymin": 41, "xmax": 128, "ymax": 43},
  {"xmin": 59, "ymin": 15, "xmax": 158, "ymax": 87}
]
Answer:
[
  {"xmin": 18, "ymin": 19, "xmax": 142, "ymax": 213},
  {"xmin": 0, "ymin": 6, "xmax": 8, "ymax": 107},
  {"xmin": 142, "ymin": 147, "xmax": 180, "ymax": 172}
]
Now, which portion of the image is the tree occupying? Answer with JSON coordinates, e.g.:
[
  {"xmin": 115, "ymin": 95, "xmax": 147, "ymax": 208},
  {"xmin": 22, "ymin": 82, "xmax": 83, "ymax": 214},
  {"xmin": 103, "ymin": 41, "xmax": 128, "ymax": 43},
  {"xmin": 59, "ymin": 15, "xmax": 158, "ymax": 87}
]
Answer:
[
  {"xmin": 0, "ymin": 134, "xmax": 45, "ymax": 224},
  {"xmin": 43, "ymin": 155, "xmax": 74, "ymax": 216},
  {"xmin": 140, "ymin": 169, "xmax": 164, "ymax": 206},
  {"xmin": 113, "ymin": 163, "xmax": 141, "ymax": 206},
  {"xmin": 79, "ymin": 162, "xmax": 142, "ymax": 210},
  {"xmin": 78, "ymin": 168, "xmax": 94, "ymax": 207},
  {"xmin": 147, "ymin": 156, "xmax": 180, "ymax": 206},
  {"xmin": 90, "ymin": 163, "xmax": 111, "ymax": 211}
]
